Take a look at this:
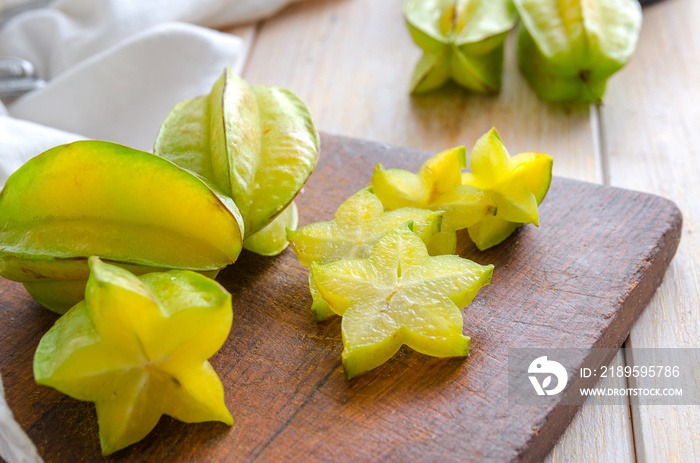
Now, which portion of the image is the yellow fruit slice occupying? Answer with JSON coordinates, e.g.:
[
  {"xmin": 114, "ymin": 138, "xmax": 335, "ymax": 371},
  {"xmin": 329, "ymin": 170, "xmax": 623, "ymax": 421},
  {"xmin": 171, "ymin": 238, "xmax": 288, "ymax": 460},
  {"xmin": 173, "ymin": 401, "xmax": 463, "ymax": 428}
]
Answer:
[
  {"xmin": 426, "ymin": 230, "xmax": 458, "ymax": 256},
  {"xmin": 371, "ymin": 146, "xmax": 492, "ymax": 230},
  {"xmin": 311, "ymin": 224, "xmax": 493, "ymax": 379},
  {"xmin": 33, "ymin": 257, "xmax": 233, "ymax": 455},
  {"xmin": 243, "ymin": 201, "xmax": 298, "ymax": 256},
  {"xmin": 465, "ymin": 214, "xmax": 522, "ymax": 251},
  {"xmin": 287, "ymin": 188, "xmax": 444, "ymax": 321},
  {"xmin": 462, "ymin": 128, "xmax": 553, "ymax": 249}
]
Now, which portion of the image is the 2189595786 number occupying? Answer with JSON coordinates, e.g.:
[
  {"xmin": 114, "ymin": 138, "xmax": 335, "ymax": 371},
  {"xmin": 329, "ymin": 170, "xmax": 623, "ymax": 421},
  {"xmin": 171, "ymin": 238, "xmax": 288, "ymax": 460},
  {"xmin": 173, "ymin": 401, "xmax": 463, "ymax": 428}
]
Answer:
[{"xmin": 599, "ymin": 365, "xmax": 680, "ymax": 378}]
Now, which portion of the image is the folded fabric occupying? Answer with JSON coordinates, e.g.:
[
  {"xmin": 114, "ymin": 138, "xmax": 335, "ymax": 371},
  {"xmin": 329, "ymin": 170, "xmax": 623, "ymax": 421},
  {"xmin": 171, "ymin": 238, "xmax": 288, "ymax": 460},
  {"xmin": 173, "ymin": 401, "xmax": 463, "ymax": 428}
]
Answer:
[
  {"xmin": 0, "ymin": 0, "xmax": 296, "ymax": 79},
  {"xmin": 0, "ymin": 114, "xmax": 84, "ymax": 182},
  {"xmin": 0, "ymin": 373, "xmax": 42, "ymax": 463},
  {"xmin": 9, "ymin": 22, "xmax": 243, "ymax": 152},
  {"xmin": 0, "ymin": 0, "xmax": 299, "ymax": 186}
]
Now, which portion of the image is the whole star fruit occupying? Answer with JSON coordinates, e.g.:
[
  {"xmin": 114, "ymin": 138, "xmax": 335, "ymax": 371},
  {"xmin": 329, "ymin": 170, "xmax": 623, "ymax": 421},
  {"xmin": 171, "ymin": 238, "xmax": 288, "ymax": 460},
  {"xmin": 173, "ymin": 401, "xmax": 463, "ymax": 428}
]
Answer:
[
  {"xmin": 461, "ymin": 128, "xmax": 553, "ymax": 250},
  {"xmin": 371, "ymin": 145, "xmax": 493, "ymax": 233},
  {"xmin": 514, "ymin": 0, "xmax": 642, "ymax": 103},
  {"xmin": 33, "ymin": 257, "xmax": 233, "ymax": 456},
  {"xmin": 311, "ymin": 224, "xmax": 493, "ymax": 379},
  {"xmin": 287, "ymin": 188, "xmax": 445, "ymax": 322},
  {"xmin": 404, "ymin": 0, "xmax": 517, "ymax": 94},
  {"xmin": 154, "ymin": 67, "xmax": 319, "ymax": 246},
  {"xmin": 0, "ymin": 140, "xmax": 244, "ymax": 314},
  {"xmin": 243, "ymin": 201, "xmax": 298, "ymax": 256}
]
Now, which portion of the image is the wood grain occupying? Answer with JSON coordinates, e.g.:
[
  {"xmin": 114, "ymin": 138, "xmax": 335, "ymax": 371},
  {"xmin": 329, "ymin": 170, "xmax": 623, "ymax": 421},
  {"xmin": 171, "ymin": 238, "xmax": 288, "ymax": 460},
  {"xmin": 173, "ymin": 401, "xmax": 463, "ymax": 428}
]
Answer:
[
  {"xmin": 600, "ymin": 0, "xmax": 700, "ymax": 460},
  {"xmin": 0, "ymin": 134, "xmax": 681, "ymax": 462}
]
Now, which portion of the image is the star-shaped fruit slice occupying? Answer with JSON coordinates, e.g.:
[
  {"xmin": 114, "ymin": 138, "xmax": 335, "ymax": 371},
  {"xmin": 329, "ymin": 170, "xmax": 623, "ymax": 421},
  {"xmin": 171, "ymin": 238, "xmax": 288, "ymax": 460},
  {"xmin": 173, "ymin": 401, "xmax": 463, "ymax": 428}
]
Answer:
[
  {"xmin": 371, "ymin": 146, "xmax": 493, "ymax": 232},
  {"xmin": 33, "ymin": 257, "xmax": 233, "ymax": 455},
  {"xmin": 461, "ymin": 128, "xmax": 553, "ymax": 250},
  {"xmin": 287, "ymin": 188, "xmax": 444, "ymax": 321},
  {"xmin": 312, "ymin": 225, "xmax": 493, "ymax": 379},
  {"xmin": 404, "ymin": 0, "xmax": 517, "ymax": 94}
]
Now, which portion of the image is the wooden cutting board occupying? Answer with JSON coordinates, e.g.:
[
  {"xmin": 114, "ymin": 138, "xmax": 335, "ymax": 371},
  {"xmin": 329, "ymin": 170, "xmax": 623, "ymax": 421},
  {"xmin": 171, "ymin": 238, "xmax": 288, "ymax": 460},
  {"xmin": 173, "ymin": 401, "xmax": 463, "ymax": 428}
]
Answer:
[{"xmin": 0, "ymin": 133, "xmax": 682, "ymax": 462}]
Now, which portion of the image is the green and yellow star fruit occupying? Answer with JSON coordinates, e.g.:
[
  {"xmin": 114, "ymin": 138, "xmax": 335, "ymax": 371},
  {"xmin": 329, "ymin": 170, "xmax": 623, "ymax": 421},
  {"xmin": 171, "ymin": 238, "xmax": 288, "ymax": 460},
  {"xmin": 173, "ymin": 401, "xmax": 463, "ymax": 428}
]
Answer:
[
  {"xmin": 0, "ymin": 141, "xmax": 244, "ymax": 314},
  {"xmin": 462, "ymin": 128, "xmax": 552, "ymax": 249},
  {"xmin": 404, "ymin": 0, "xmax": 517, "ymax": 94},
  {"xmin": 33, "ymin": 257, "xmax": 233, "ymax": 455},
  {"xmin": 287, "ymin": 188, "xmax": 445, "ymax": 321},
  {"xmin": 514, "ymin": 0, "xmax": 642, "ymax": 103},
  {"xmin": 371, "ymin": 145, "xmax": 492, "ymax": 231},
  {"xmin": 371, "ymin": 146, "xmax": 486, "ymax": 250},
  {"xmin": 371, "ymin": 129, "xmax": 553, "ymax": 251},
  {"xmin": 154, "ymin": 67, "xmax": 319, "ymax": 255},
  {"xmin": 311, "ymin": 224, "xmax": 493, "ymax": 379}
]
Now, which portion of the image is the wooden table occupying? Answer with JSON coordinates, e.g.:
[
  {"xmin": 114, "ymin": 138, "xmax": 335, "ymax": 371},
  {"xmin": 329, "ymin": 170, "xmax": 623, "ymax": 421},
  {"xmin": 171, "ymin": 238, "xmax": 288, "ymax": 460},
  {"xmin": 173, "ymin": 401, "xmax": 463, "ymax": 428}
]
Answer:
[{"xmin": 230, "ymin": 0, "xmax": 699, "ymax": 461}]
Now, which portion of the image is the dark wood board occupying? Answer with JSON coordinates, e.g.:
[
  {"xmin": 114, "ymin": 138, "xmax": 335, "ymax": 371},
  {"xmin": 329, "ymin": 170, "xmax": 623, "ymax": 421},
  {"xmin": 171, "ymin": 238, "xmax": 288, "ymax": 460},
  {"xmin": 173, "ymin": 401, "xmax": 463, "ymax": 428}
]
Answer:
[{"xmin": 0, "ymin": 133, "xmax": 682, "ymax": 462}]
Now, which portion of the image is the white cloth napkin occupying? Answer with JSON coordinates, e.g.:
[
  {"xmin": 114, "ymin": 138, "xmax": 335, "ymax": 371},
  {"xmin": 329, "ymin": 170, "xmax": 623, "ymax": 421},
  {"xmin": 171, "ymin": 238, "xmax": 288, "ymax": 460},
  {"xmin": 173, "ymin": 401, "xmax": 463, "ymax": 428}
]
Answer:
[
  {"xmin": 0, "ymin": 0, "xmax": 298, "ymax": 187},
  {"xmin": 0, "ymin": 2, "xmax": 297, "ymax": 461}
]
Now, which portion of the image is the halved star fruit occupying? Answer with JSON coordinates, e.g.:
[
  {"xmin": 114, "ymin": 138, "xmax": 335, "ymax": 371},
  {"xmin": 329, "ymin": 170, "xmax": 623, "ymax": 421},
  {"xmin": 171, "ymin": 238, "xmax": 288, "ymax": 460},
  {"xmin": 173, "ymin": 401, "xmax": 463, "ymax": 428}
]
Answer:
[
  {"xmin": 404, "ymin": 0, "xmax": 517, "ymax": 94},
  {"xmin": 371, "ymin": 145, "xmax": 492, "ymax": 232},
  {"xmin": 462, "ymin": 128, "xmax": 553, "ymax": 249},
  {"xmin": 0, "ymin": 141, "xmax": 244, "ymax": 314},
  {"xmin": 312, "ymin": 224, "xmax": 493, "ymax": 379},
  {"xmin": 154, "ymin": 67, "xmax": 319, "ymax": 246},
  {"xmin": 287, "ymin": 188, "xmax": 444, "ymax": 321},
  {"xmin": 33, "ymin": 257, "xmax": 233, "ymax": 455}
]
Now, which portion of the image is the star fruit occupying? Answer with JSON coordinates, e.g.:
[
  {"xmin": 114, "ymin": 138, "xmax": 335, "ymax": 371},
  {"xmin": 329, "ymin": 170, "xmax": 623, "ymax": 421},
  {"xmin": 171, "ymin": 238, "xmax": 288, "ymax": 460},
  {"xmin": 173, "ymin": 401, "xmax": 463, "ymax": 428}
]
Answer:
[
  {"xmin": 371, "ymin": 145, "xmax": 493, "ymax": 251},
  {"xmin": 0, "ymin": 141, "xmax": 244, "ymax": 314},
  {"xmin": 461, "ymin": 128, "xmax": 552, "ymax": 250},
  {"xmin": 312, "ymin": 224, "xmax": 493, "ymax": 379},
  {"xmin": 154, "ymin": 67, "xmax": 319, "ymax": 255},
  {"xmin": 371, "ymin": 130, "xmax": 553, "ymax": 251},
  {"xmin": 287, "ymin": 188, "xmax": 444, "ymax": 321},
  {"xmin": 33, "ymin": 257, "xmax": 233, "ymax": 456},
  {"xmin": 404, "ymin": 0, "xmax": 517, "ymax": 94},
  {"xmin": 242, "ymin": 201, "xmax": 298, "ymax": 256},
  {"xmin": 514, "ymin": 0, "xmax": 642, "ymax": 103}
]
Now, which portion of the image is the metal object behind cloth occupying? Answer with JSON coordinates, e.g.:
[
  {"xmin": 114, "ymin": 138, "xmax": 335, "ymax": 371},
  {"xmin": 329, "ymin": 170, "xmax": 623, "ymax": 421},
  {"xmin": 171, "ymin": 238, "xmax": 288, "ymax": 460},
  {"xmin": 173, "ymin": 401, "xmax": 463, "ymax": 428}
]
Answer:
[{"xmin": 0, "ymin": 57, "xmax": 45, "ymax": 101}]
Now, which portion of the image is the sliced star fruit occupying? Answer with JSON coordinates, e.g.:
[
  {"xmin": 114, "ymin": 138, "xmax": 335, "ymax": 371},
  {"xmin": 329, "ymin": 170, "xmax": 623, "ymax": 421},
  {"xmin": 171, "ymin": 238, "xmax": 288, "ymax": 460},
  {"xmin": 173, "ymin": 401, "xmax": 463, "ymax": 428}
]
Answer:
[
  {"xmin": 371, "ymin": 145, "xmax": 493, "ymax": 232},
  {"xmin": 404, "ymin": 0, "xmax": 517, "ymax": 94},
  {"xmin": 461, "ymin": 128, "xmax": 553, "ymax": 250},
  {"xmin": 0, "ymin": 141, "xmax": 244, "ymax": 314},
  {"xmin": 287, "ymin": 188, "xmax": 444, "ymax": 322},
  {"xmin": 514, "ymin": 0, "xmax": 642, "ymax": 103},
  {"xmin": 154, "ymin": 67, "xmax": 319, "ymax": 252},
  {"xmin": 311, "ymin": 224, "xmax": 493, "ymax": 379},
  {"xmin": 34, "ymin": 257, "xmax": 233, "ymax": 456}
]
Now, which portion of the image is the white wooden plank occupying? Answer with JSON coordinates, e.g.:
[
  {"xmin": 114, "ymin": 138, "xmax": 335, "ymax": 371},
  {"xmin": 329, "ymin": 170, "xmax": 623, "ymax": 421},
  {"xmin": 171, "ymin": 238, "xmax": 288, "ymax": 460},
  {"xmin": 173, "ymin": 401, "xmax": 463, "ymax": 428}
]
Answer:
[
  {"xmin": 545, "ymin": 351, "xmax": 636, "ymax": 463},
  {"xmin": 600, "ymin": 0, "xmax": 700, "ymax": 461}
]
